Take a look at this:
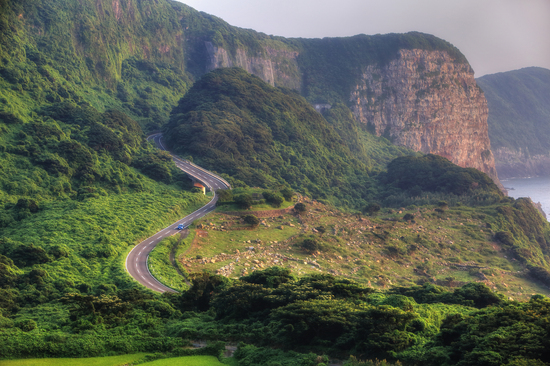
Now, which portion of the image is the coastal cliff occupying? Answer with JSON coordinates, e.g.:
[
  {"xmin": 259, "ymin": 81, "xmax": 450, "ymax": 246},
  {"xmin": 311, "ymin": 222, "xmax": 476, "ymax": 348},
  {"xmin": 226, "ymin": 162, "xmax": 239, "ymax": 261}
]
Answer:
[
  {"xmin": 350, "ymin": 49, "xmax": 498, "ymax": 184},
  {"xmin": 4, "ymin": 0, "xmax": 501, "ymax": 186},
  {"xmin": 204, "ymin": 43, "xmax": 500, "ymax": 186},
  {"xmin": 493, "ymin": 148, "xmax": 550, "ymax": 179},
  {"xmin": 476, "ymin": 67, "xmax": 550, "ymax": 179},
  {"xmin": 204, "ymin": 41, "xmax": 301, "ymax": 90}
]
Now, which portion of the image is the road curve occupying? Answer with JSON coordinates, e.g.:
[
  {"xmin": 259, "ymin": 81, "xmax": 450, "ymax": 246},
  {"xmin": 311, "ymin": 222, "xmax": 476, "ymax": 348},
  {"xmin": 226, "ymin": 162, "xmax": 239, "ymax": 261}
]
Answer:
[{"xmin": 125, "ymin": 133, "xmax": 230, "ymax": 293}]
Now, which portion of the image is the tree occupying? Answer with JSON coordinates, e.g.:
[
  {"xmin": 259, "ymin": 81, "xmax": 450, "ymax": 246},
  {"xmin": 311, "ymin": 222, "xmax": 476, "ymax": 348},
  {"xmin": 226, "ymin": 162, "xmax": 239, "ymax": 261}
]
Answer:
[
  {"xmin": 235, "ymin": 194, "xmax": 253, "ymax": 209},
  {"xmin": 263, "ymin": 191, "xmax": 284, "ymax": 208},
  {"xmin": 174, "ymin": 273, "xmax": 230, "ymax": 312},
  {"xmin": 217, "ymin": 189, "xmax": 233, "ymax": 203},
  {"xmin": 294, "ymin": 202, "xmax": 307, "ymax": 214},
  {"xmin": 363, "ymin": 203, "xmax": 381, "ymax": 216},
  {"xmin": 10, "ymin": 244, "xmax": 53, "ymax": 267},
  {"xmin": 403, "ymin": 213, "xmax": 415, "ymax": 222},
  {"xmin": 243, "ymin": 214, "xmax": 260, "ymax": 227},
  {"xmin": 301, "ymin": 238, "xmax": 319, "ymax": 253},
  {"xmin": 0, "ymin": 255, "xmax": 20, "ymax": 289},
  {"xmin": 495, "ymin": 231, "xmax": 514, "ymax": 247},
  {"xmin": 241, "ymin": 267, "xmax": 295, "ymax": 288},
  {"xmin": 280, "ymin": 187, "xmax": 294, "ymax": 201}
]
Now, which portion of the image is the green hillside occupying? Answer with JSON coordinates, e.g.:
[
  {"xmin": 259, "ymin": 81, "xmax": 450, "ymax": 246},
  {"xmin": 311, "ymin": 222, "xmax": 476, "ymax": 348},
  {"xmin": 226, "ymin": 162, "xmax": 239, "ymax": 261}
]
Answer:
[
  {"xmin": 0, "ymin": 0, "xmax": 469, "ymax": 131},
  {"xmin": 164, "ymin": 68, "xmax": 503, "ymax": 209},
  {"xmin": 1, "ymin": 0, "xmax": 550, "ymax": 365},
  {"xmin": 477, "ymin": 67, "xmax": 550, "ymax": 155},
  {"xmin": 0, "ymin": 0, "xmax": 212, "ymax": 356},
  {"xmin": 164, "ymin": 68, "xmax": 412, "ymax": 208}
]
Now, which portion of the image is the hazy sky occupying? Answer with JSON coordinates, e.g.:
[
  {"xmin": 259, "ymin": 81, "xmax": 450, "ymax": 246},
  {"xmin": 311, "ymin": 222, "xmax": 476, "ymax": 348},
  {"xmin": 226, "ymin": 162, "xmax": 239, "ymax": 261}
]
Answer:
[{"xmin": 176, "ymin": 0, "xmax": 550, "ymax": 77}]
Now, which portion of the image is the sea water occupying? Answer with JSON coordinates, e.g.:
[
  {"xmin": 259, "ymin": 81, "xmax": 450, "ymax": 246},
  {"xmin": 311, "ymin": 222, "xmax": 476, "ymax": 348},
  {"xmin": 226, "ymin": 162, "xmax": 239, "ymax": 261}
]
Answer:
[{"xmin": 502, "ymin": 176, "xmax": 550, "ymax": 221}]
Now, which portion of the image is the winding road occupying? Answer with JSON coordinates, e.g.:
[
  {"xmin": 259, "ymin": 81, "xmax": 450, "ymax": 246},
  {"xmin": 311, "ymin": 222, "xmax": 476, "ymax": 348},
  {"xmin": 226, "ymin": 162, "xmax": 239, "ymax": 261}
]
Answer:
[{"xmin": 125, "ymin": 133, "xmax": 230, "ymax": 293}]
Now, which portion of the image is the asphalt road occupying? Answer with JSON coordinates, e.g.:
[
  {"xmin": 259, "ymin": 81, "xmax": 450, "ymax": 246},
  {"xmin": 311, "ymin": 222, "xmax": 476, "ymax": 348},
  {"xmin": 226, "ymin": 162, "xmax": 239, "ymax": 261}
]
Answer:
[{"xmin": 125, "ymin": 133, "xmax": 230, "ymax": 293}]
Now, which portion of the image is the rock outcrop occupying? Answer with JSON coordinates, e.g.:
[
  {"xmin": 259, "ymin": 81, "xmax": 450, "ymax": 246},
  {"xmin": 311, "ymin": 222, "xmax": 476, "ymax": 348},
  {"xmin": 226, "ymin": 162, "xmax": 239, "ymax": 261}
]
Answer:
[
  {"xmin": 476, "ymin": 67, "xmax": 550, "ymax": 179},
  {"xmin": 493, "ymin": 147, "xmax": 550, "ymax": 179},
  {"xmin": 205, "ymin": 45, "xmax": 501, "ymax": 187},
  {"xmin": 350, "ymin": 49, "xmax": 499, "ymax": 185},
  {"xmin": 204, "ymin": 42, "xmax": 301, "ymax": 90}
]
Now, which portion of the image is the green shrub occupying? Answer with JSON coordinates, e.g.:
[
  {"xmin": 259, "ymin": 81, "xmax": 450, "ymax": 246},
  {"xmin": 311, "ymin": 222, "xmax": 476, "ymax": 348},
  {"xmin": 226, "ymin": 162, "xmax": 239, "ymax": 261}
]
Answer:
[
  {"xmin": 294, "ymin": 202, "xmax": 307, "ymax": 213},
  {"xmin": 243, "ymin": 214, "xmax": 260, "ymax": 227},
  {"xmin": 301, "ymin": 238, "xmax": 319, "ymax": 253}
]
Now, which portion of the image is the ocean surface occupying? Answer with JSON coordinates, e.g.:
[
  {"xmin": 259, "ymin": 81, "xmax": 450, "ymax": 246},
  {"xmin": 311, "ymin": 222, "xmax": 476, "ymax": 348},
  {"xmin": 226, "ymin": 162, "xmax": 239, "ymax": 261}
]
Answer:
[{"xmin": 502, "ymin": 176, "xmax": 550, "ymax": 221}]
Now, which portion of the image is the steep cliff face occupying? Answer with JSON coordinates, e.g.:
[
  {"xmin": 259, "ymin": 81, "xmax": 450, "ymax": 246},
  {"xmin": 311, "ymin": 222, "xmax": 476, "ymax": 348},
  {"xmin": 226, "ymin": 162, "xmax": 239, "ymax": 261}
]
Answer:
[
  {"xmin": 4, "ymin": 0, "xmax": 500, "ymax": 186},
  {"xmin": 204, "ymin": 44, "xmax": 501, "ymax": 186},
  {"xmin": 349, "ymin": 49, "xmax": 499, "ymax": 184},
  {"xmin": 204, "ymin": 42, "xmax": 301, "ymax": 90},
  {"xmin": 493, "ymin": 148, "xmax": 550, "ymax": 178},
  {"xmin": 476, "ymin": 67, "xmax": 550, "ymax": 179}
]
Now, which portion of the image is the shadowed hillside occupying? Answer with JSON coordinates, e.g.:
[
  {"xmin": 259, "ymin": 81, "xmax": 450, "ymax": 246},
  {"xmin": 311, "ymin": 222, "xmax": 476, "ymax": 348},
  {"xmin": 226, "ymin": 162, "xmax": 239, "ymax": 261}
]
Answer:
[{"xmin": 477, "ymin": 67, "xmax": 550, "ymax": 178}]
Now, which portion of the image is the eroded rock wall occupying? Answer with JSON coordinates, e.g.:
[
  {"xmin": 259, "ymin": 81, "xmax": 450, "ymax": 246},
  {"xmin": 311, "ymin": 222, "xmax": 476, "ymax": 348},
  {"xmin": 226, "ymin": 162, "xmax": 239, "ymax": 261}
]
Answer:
[
  {"xmin": 494, "ymin": 147, "xmax": 550, "ymax": 179},
  {"xmin": 204, "ymin": 42, "xmax": 301, "ymax": 90},
  {"xmin": 204, "ymin": 45, "xmax": 501, "ymax": 187},
  {"xmin": 349, "ymin": 49, "xmax": 499, "ymax": 185}
]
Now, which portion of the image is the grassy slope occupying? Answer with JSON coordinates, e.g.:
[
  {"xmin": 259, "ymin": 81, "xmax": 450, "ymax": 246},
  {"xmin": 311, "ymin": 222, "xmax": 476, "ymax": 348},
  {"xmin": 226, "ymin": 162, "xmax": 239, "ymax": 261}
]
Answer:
[
  {"xmin": 182, "ymin": 198, "xmax": 550, "ymax": 301},
  {"xmin": 139, "ymin": 356, "xmax": 224, "ymax": 366},
  {"xmin": 0, "ymin": 353, "xmax": 148, "ymax": 366},
  {"xmin": 0, "ymin": 355, "xmax": 224, "ymax": 366},
  {"xmin": 148, "ymin": 235, "xmax": 190, "ymax": 292},
  {"xmin": 2, "ymin": 181, "xmax": 208, "ymax": 289}
]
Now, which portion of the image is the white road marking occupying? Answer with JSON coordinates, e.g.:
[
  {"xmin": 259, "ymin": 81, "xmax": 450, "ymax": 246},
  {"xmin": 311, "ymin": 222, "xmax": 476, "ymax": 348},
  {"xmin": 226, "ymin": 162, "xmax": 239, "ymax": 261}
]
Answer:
[{"xmin": 127, "ymin": 133, "xmax": 230, "ymax": 293}]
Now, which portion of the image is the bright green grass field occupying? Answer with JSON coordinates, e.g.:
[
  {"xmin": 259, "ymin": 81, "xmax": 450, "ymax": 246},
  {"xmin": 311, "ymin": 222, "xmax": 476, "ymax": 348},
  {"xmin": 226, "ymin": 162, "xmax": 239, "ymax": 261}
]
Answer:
[
  {"xmin": 0, "ymin": 355, "xmax": 224, "ymax": 366},
  {"xmin": 0, "ymin": 353, "xmax": 148, "ymax": 366},
  {"xmin": 140, "ymin": 356, "xmax": 225, "ymax": 365}
]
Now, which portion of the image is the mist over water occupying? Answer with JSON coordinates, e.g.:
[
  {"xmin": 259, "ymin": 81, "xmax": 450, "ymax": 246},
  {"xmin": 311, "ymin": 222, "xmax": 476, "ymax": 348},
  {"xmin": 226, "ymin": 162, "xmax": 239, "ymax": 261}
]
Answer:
[{"xmin": 502, "ymin": 176, "xmax": 550, "ymax": 221}]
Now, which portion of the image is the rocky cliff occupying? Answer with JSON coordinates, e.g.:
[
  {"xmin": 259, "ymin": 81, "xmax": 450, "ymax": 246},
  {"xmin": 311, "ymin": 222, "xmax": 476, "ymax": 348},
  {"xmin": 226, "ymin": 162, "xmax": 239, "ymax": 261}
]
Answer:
[
  {"xmin": 476, "ymin": 67, "xmax": 550, "ymax": 179},
  {"xmin": 350, "ymin": 49, "xmax": 499, "ymax": 184},
  {"xmin": 492, "ymin": 147, "xmax": 550, "ymax": 178},
  {"xmin": 3, "ymin": 0, "xmax": 501, "ymax": 186},
  {"xmin": 204, "ymin": 41, "xmax": 301, "ymax": 90},
  {"xmin": 204, "ymin": 43, "xmax": 501, "ymax": 187}
]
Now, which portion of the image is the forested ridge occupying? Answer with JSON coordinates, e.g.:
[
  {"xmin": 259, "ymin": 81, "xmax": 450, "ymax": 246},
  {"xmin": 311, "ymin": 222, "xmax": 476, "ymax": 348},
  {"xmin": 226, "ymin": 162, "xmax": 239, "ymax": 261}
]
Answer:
[
  {"xmin": 164, "ymin": 68, "xmax": 407, "ymax": 208},
  {"xmin": 1, "ymin": 0, "xmax": 550, "ymax": 365},
  {"xmin": 477, "ymin": 67, "xmax": 550, "ymax": 156},
  {"xmin": 476, "ymin": 67, "xmax": 550, "ymax": 178},
  {"xmin": 164, "ymin": 68, "xmax": 504, "ymax": 209}
]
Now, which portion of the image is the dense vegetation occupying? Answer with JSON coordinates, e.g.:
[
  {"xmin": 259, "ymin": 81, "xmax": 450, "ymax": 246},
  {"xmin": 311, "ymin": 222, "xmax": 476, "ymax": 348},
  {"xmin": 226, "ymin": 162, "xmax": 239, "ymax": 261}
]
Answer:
[
  {"xmin": 1, "ymin": 0, "xmax": 550, "ymax": 365},
  {"xmin": 164, "ymin": 68, "xmax": 506, "ymax": 210},
  {"xmin": 5, "ymin": 265, "xmax": 550, "ymax": 365},
  {"xmin": 164, "ymin": 67, "xmax": 400, "ymax": 208},
  {"xmin": 377, "ymin": 154, "xmax": 503, "ymax": 207},
  {"xmin": 166, "ymin": 269, "xmax": 550, "ymax": 365}
]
